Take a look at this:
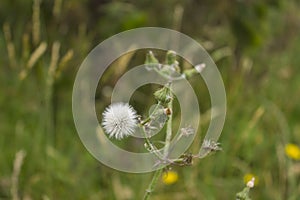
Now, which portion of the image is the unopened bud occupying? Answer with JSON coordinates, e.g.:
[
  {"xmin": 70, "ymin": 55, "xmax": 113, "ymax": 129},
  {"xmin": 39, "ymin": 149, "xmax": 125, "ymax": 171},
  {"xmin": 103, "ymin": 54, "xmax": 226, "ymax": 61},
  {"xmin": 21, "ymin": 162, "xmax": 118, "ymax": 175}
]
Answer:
[
  {"xmin": 145, "ymin": 51, "xmax": 159, "ymax": 70},
  {"xmin": 165, "ymin": 50, "xmax": 176, "ymax": 65},
  {"xmin": 183, "ymin": 63, "xmax": 206, "ymax": 79},
  {"xmin": 154, "ymin": 86, "xmax": 172, "ymax": 104}
]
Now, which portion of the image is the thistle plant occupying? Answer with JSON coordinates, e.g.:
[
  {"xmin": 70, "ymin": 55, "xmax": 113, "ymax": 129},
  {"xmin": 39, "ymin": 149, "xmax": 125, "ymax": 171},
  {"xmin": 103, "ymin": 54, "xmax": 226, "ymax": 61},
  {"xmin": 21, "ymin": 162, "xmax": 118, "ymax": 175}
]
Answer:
[{"xmin": 101, "ymin": 50, "xmax": 222, "ymax": 199}]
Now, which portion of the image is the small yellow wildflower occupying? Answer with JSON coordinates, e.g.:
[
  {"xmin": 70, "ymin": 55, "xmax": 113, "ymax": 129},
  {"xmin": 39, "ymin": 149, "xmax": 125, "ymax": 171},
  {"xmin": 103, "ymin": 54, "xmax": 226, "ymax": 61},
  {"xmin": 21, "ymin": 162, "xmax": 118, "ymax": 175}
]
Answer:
[
  {"xmin": 285, "ymin": 143, "xmax": 300, "ymax": 160},
  {"xmin": 243, "ymin": 173, "xmax": 259, "ymax": 186},
  {"xmin": 162, "ymin": 171, "xmax": 178, "ymax": 185}
]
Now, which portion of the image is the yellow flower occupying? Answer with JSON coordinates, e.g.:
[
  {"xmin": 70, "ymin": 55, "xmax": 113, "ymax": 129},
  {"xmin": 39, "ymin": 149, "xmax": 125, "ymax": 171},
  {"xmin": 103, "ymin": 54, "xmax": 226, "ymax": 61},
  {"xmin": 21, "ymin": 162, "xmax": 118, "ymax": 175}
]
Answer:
[
  {"xmin": 285, "ymin": 143, "xmax": 300, "ymax": 160},
  {"xmin": 162, "ymin": 171, "xmax": 178, "ymax": 185},
  {"xmin": 243, "ymin": 173, "xmax": 259, "ymax": 186}
]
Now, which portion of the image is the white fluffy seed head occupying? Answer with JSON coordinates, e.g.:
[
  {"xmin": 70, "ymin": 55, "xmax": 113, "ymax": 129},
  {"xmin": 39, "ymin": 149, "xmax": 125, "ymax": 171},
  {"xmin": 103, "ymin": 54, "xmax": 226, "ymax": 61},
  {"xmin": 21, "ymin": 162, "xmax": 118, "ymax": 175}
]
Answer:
[{"xmin": 102, "ymin": 102, "xmax": 138, "ymax": 140}]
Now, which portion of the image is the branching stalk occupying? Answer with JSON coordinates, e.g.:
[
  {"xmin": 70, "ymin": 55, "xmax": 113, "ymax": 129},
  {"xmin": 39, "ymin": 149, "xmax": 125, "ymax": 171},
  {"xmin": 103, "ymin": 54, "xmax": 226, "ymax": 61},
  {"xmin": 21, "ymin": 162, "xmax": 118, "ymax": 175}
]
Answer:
[{"xmin": 143, "ymin": 83, "xmax": 173, "ymax": 200}]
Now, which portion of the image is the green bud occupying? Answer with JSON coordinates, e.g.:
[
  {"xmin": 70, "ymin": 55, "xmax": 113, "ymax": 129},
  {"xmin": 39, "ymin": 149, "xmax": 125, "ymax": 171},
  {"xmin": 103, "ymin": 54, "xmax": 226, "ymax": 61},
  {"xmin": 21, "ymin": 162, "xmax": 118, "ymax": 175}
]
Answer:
[
  {"xmin": 236, "ymin": 187, "xmax": 251, "ymax": 200},
  {"xmin": 154, "ymin": 86, "xmax": 172, "ymax": 104},
  {"xmin": 145, "ymin": 51, "xmax": 159, "ymax": 69},
  {"xmin": 165, "ymin": 50, "xmax": 180, "ymax": 73},
  {"xmin": 165, "ymin": 50, "xmax": 176, "ymax": 65},
  {"xmin": 183, "ymin": 64, "xmax": 206, "ymax": 79},
  {"xmin": 183, "ymin": 68, "xmax": 197, "ymax": 79},
  {"xmin": 145, "ymin": 51, "xmax": 159, "ymax": 64}
]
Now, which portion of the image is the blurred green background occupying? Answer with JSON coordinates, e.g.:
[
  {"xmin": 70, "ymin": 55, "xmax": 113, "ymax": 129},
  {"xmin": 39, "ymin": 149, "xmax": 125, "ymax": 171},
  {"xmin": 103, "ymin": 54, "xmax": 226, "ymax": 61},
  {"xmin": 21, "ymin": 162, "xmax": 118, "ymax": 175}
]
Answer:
[{"xmin": 1, "ymin": 0, "xmax": 300, "ymax": 199}]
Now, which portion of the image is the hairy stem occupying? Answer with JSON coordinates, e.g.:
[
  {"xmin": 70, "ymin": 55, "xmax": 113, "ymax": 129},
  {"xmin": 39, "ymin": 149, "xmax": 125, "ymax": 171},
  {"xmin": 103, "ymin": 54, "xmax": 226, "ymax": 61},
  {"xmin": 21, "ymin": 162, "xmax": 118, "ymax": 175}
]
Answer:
[
  {"xmin": 141, "ymin": 102, "xmax": 162, "ymax": 125},
  {"xmin": 164, "ymin": 90, "xmax": 173, "ymax": 157},
  {"xmin": 143, "ymin": 168, "xmax": 163, "ymax": 200},
  {"xmin": 141, "ymin": 126, "xmax": 164, "ymax": 160},
  {"xmin": 143, "ymin": 84, "xmax": 173, "ymax": 200}
]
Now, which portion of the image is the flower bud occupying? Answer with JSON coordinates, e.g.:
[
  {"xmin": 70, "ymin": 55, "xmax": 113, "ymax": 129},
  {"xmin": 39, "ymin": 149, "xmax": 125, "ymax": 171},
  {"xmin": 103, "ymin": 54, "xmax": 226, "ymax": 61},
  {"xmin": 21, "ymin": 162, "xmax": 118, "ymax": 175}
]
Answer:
[
  {"xmin": 154, "ymin": 86, "xmax": 172, "ymax": 104},
  {"xmin": 145, "ymin": 51, "xmax": 159, "ymax": 70},
  {"xmin": 165, "ymin": 50, "xmax": 180, "ymax": 73}
]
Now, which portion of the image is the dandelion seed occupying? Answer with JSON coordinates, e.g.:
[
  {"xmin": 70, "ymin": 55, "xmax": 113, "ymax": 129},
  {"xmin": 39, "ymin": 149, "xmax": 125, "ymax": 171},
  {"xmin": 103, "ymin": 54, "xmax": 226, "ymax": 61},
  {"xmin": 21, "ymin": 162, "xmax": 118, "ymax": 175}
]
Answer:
[{"xmin": 102, "ymin": 102, "xmax": 138, "ymax": 140}]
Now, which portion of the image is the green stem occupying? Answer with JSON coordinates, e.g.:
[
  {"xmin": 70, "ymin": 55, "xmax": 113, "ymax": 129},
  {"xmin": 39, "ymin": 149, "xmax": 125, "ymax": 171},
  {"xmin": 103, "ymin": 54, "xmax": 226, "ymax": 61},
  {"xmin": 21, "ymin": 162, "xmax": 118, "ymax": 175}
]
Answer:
[
  {"xmin": 153, "ymin": 67, "xmax": 183, "ymax": 81},
  {"xmin": 141, "ymin": 102, "xmax": 161, "ymax": 125},
  {"xmin": 141, "ymin": 126, "xmax": 164, "ymax": 160},
  {"xmin": 143, "ymin": 83, "xmax": 173, "ymax": 200},
  {"xmin": 164, "ymin": 91, "xmax": 173, "ymax": 157},
  {"xmin": 143, "ymin": 169, "xmax": 163, "ymax": 200}
]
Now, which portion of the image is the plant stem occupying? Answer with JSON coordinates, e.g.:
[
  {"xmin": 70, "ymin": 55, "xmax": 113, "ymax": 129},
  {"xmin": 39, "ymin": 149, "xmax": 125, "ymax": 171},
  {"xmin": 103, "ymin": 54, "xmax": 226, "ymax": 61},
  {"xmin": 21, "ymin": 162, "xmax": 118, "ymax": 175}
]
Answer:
[
  {"xmin": 141, "ymin": 102, "xmax": 162, "ymax": 125},
  {"xmin": 143, "ymin": 83, "xmax": 173, "ymax": 200},
  {"xmin": 164, "ymin": 88, "xmax": 173, "ymax": 157},
  {"xmin": 141, "ymin": 126, "xmax": 164, "ymax": 160},
  {"xmin": 143, "ymin": 168, "xmax": 163, "ymax": 200}
]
